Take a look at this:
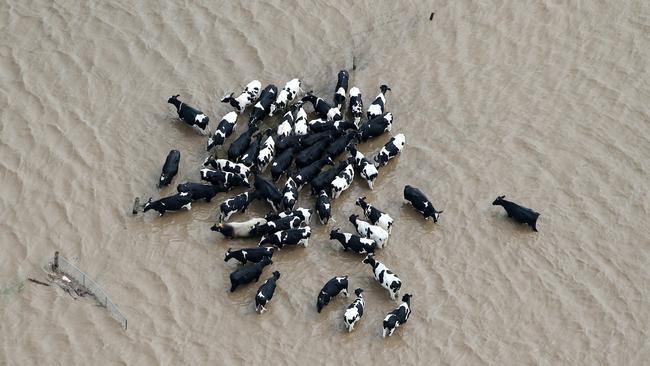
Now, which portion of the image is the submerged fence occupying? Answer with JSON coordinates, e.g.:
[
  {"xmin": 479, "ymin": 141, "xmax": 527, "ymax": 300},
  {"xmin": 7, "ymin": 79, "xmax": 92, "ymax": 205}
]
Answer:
[{"xmin": 56, "ymin": 255, "xmax": 128, "ymax": 330}]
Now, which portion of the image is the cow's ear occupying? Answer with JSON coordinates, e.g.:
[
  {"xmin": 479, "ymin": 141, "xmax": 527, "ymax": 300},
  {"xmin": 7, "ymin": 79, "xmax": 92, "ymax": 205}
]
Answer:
[{"xmin": 498, "ymin": 195, "xmax": 505, "ymax": 200}]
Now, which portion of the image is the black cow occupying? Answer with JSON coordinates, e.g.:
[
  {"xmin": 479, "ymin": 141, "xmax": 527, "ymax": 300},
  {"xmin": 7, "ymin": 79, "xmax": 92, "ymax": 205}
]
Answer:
[
  {"xmin": 207, "ymin": 111, "xmax": 238, "ymax": 151},
  {"xmin": 275, "ymin": 135, "xmax": 303, "ymax": 154},
  {"xmin": 177, "ymin": 182, "xmax": 227, "ymax": 202},
  {"xmin": 254, "ymin": 175, "xmax": 283, "ymax": 212},
  {"xmin": 492, "ymin": 195, "xmax": 540, "ymax": 231},
  {"xmin": 300, "ymin": 130, "xmax": 337, "ymax": 148},
  {"xmin": 292, "ymin": 157, "xmax": 334, "ymax": 189},
  {"xmin": 167, "ymin": 94, "xmax": 210, "ymax": 133},
  {"xmin": 270, "ymin": 146, "xmax": 295, "ymax": 182},
  {"xmin": 366, "ymin": 84, "xmax": 391, "ymax": 121},
  {"xmin": 143, "ymin": 192, "xmax": 192, "ymax": 216},
  {"xmin": 158, "ymin": 150, "xmax": 180, "ymax": 187},
  {"xmin": 357, "ymin": 113, "xmax": 393, "ymax": 142},
  {"xmin": 329, "ymin": 228, "xmax": 376, "ymax": 254},
  {"xmin": 302, "ymin": 92, "xmax": 342, "ymax": 121},
  {"xmin": 229, "ymin": 257, "xmax": 273, "ymax": 292},
  {"xmin": 383, "ymin": 294, "xmax": 412, "ymax": 338},
  {"xmin": 316, "ymin": 276, "xmax": 349, "ymax": 313},
  {"xmin": 326, "ymin": 132, "xmax": 357, "ymax": 160},
  {"xmin": 404, "ymin": 185, "xmax": 443, "ymax": 222},
  {"xmin": 224, "ymin": 247, "xmax": 274, "ymax": 265},
  {"xmin": 248, "ymin": 84, "xmax": 278, "ymax": 127},
  {"xmin": 334, "ymin": 70, "xmax": 349, "ymax": 110},
  {"xmin": 219, "ymin": 191, "xmax": 258, "ymax": 222},
  {"xmin": 255, "ymin": 271, "xmax": 281, "ymax": 314},
  {"xmin": 315, "ymin": 190, "xmax": 331, "ymax": 224},
  {"xmin": 228, "ymin": 125, "xmax": 258, "ymax": 162},
  {"xmin": 295, "ymin": 136, "xmax": 335, "ymax": 168}
]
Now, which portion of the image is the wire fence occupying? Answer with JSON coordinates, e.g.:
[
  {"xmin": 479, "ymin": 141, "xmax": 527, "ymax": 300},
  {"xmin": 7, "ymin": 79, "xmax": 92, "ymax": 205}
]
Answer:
[{"xmin": 56, "ymin": 255, "xmax": 128, "ymax": 330}]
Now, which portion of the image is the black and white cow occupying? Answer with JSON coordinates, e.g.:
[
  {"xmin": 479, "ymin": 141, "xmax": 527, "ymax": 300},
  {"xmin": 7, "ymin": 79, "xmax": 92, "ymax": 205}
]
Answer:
[
  {"xmin": 349, "ymin": 214, "xmax": 389, "ymax": 249},
  {"xmin": 228, "ymin": 125, "xmax": 258, "ymax": 162},
  {"xmin": 221, "ymin": 80, "xmax": 262, "ymax": 113},
  {"xmin": 207, "ymin": 111, "xmax": 238, "ymax": 151},
  {"xmin": 366, "ymin": 84, "xmax": 391, "ymax": 120},
  {"xmin": 269, "ymin": 78, "xmax": 301, "ymax": 116},
  {"xmin": 265, "ymin": 208, "xmax": 313, "ymax": 223},
  {"xmin": 348, "ymin": 87, "xmax": 363, "ymax": 128},
  {"xmin": 256, "ymin": 129, "xmax": 275, "ymax": 173},
  {"xmin": 292, "ymin": 157, "xmax": 333, "ymax": 189},
  {"xmin": 316, "ymin": 276, "xmax": 349, "ymax": 313},
  {"xmin": 492, "ymin": 195, "xmax": 540, "ymax": 231},
  {"xmin": 224, "ymin": 247, "xmax": 274, "ymax": 265},
  {"xmin": 229, "ymin": 256, "xmax": 273, "ymax": 292},
  {"xmin": 239, "ymin": 132, "xmax": 263, "ymax": 168},
  {"xmin": 211, "ymin": 218, "xmax": 267, "ymax": 238},
  {"xmin": 362, "ymin": 254, "xmax": 401, "ymax": 300},
  {"xmin": 270, "ymin": 146, "xmax": 295, "ymax": 182},
  {"xmin": 355, "ymin": 197, "xmax": 393, "ymax": 233},
  {"xmin": 277, "ymin": 110, "xmax": 294, "ymax": 138},
  {"xmin": 282, "ymin": 177, "xmax": 299, "ymax": 211},
  {"xmin": 143, "ymin": 192, "xmax": 192, "ymax": 216},
  {"xmin": 254, "ymin": 175, "xmax": 283, "ymax": 212},
  {"xmin": 404, "ymin": 185, "xmax": 443, "ymax": 222},
  {"xmin": 295, "ymin": 136, "xmax": 335, "ymax": 168},
  {"xmin": 203, "ymin": 157, "xmax": 251, "ymax": 180},
  {"xmin": 334, "ymin": 70, "xmax": 349, "ymax": 110},
  {"xmin": 167, "ymin": 94, "xmax": 210, "ymax": 133},
  {"xmin": 252, "ymin": 215, "xmax": 303, "ymax": 236},
  {"xmin": 255, "ymin": 271, "xmax": 281, "ymax": 314},
  {"xmin": 329, "ymin": 228, "xmax": 377, "ymax": 254},
  {"xmin": 200, "ymin": 168, "xmax": 250, "ymax": 188},
  {"xmin": 330, "ymin": 158, "xmax": 355, "ymax": 199},
  {"xmin": 357, "ymin": 113, "xmax": 393, "ymax": 142},
  {"xmin": 293, "ymin": 101, "xmax": 309, "ymax": 136},
  {"xmin": 347, "ymin": 146, "xmax": 379, "ymax": 190},
  {"xmin": 343, "ymin": 288, "xmax": 365, "ymax": 332},
  {"xmin": 248, "ymin": 84, "xmax": 278, "ymax": 127},
  {"xmin": 158, "ymin": 149, "xmax": 180, "ymax": 187},
  {"xmin": 177, "ymin": 182, "xmax": 227, "ymax": 202},
  {"xmin": 383, "ymin": 294, "xmax": 412, "ymax": 338},
  {"xmin": 258, "ymin": 227, "xmax": 311, "ymax": 249},
  {"xmin": 308, "ymin": 118, "xmax": 357, "ymax": 133},
  {"xmin": 310, "ymin": 161, "xmax": 347, "ymax": 196},
  {"xmin": 301, "ymin": 92, "xmax": 342, "ymax": 121},
  {"xmin": 326, "ymin": 132, "xmax": 357, "ymax": 160},
  {"xmin": 218, "ymin": 191, "xmax": 258, "ymax": 222},
  {"xmin": 315, "ymin": 190, "xmax": 332, "ymax": 224},
  {"xmin": 375, "ymin": 133, "xmax": 405, "ymax": 167}
]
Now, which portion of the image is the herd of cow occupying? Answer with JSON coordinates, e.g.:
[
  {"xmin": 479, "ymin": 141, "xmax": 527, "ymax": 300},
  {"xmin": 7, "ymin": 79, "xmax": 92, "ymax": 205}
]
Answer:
[{"xmin": 134, "ymin": 70, "xmax": 541, "ymax": 338}]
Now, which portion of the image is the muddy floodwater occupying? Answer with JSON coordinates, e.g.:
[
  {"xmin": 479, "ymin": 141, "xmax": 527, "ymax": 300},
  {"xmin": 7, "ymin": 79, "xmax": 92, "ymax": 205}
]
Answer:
[{"xmin": 1, "ymin": 1, "xmax": 649, "ymax": 365}]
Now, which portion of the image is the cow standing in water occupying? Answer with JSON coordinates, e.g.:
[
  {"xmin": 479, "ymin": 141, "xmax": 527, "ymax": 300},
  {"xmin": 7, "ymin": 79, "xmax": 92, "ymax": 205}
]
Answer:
[
  {"xmin": 167, "ymin": 94, "xmax": 210, "ymax": 134},
  {"xmin": 334, "ymin": 70, "xmax": 349, "ymax": 110}
]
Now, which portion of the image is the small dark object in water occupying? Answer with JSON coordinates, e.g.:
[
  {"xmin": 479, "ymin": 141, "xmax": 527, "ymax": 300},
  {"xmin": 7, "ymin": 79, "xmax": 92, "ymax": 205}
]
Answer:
[
  {"xmin": 132, "ymin": 197, "xmax": 141, "ymax": 215},
  {"xmin": 28, "ymin": 278, "xmax": 50, "ymax": 287},
  {"xmin": 429, "ymin": 12, "xmax": 434, "ymax": 21}
]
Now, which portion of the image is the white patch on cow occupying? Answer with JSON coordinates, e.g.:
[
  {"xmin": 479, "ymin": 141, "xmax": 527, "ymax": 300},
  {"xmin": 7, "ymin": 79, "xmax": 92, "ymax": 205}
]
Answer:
[
  {"xmin": 336, "ymin": 87, "xmax": 345, "ymax": 97},
  {"xmin": 349, "ymin": 87, "xmax": 361, "ymax": 97},
  {"xmin": 367, "ymin": 104, "xmax": 382, "ymax": 118},
  {"xmin": 327, "ymin": 107, "xmax": 341, "ymax": 121},
  {"xmin": 182, "ymin": 203, "xmax": 191, "ymax": 210},
  {"xmin": 195, "ymin": 114, "xmax": 207, "ymax": 123}
]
